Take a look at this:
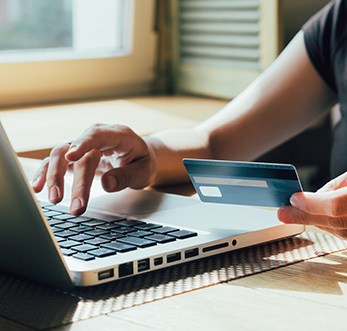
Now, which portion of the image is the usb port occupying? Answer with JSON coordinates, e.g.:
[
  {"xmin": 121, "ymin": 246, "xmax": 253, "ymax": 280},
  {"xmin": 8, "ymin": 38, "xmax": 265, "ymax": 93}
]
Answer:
[
  {"xmin": 185, "ymin": 248, "xmax": 199, "ymax": 259},
  {"xmin": 167, "ymin": 252, "xmax": 181, "ymax": 263},
  {"xmin": 138, "ymin": 259, "xmax": 150, "ymax": 272},
  {"xmin": 98, "ymin": 269, "xmax": 114, "ymax": 281}
]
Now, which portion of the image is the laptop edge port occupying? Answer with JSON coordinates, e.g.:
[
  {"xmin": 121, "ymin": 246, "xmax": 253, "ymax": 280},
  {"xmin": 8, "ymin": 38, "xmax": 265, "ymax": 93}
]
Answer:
[
  {"xmin": 98, "ymin": 268, "xmax": 114, "ymax": 281},
  {"xmin": 154, "ymin": 257, "xmax": 163, "ymax": 266},
  {"xmin": 202, "ymin": 242, "xmax": 229, "ymax": 253},
  {"xmin": 167, "ymin": 252, "xmax": 181, "ymax": 263},
  {"xmin": 119, "ymin": 262, "xmax": 134, "ymax": 278},
  {"xmin": 185, "ymin": 248, "xmax": 199, "ymax": 259},
  {"xmin": 138, "ymin": 259, "xmax": 150, "ymax": 272}
]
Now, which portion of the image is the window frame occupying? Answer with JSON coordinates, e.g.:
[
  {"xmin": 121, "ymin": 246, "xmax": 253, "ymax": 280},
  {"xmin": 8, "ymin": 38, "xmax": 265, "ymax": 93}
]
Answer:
[{"xmin": 0, "ymin": 0, "xmax": 157, "ymax": 107}]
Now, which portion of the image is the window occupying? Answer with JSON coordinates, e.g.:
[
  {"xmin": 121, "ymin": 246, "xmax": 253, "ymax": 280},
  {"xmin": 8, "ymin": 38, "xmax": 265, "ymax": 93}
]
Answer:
[
  {"xmin": 0, "ymin": 0, "xmax": 156, "ymax": 107},
  {"xmin": 0, "ymin": 0, "xmax": 130, "ymax": 62}
]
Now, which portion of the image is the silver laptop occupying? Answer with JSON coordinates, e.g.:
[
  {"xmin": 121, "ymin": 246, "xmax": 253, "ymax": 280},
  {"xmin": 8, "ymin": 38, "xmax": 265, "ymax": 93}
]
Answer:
[{"xmin": 0, "ymin": 122, "xmax": 304, "ymax": 289}]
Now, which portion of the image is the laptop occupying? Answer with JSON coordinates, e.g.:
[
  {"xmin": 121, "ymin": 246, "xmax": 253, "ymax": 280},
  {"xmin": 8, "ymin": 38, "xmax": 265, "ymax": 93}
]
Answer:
[{"xmin": 0, "ymin": 122, "xmax": 304, "ymax": 289}]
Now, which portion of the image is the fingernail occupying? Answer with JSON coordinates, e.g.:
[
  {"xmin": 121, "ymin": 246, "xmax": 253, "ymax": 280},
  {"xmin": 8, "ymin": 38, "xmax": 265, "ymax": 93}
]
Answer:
[
  {"xmin": 105, "ymin": 175, "xmax": 117, "ymax": 191},
  {"xmin": 71, "ymin": 198, "xmax": 83, "ymax": 211},
  {"xmin": 49, "ymin": 185, "xmax": 60, "ymax": 202},
  {"xmin": 290, "ymin": 194, "xmax": 300, "ymax": 207},
  {"xmin": 277, "ymin": 207, "xmax": 293, "ymax": 223},
  {"xmin": 31, "ymin": 178, "xmax": 39, "ymax": 187}
]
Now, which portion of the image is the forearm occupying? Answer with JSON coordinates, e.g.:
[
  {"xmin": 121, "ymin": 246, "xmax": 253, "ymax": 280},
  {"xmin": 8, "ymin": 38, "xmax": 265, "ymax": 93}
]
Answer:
[
  {"xmin": 198, "ymin": 31, "xmax": 337, "ymax": 162},
  {"xmin": 145, "ymin": 127, "xmax": 212, "ymax": 186}
]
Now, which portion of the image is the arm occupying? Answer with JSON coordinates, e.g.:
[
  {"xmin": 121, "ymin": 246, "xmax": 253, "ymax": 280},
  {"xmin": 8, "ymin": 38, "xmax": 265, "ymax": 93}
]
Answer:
[{"xmin": 148, "ymin": 31, "xmax": 337, "ymax": 185}]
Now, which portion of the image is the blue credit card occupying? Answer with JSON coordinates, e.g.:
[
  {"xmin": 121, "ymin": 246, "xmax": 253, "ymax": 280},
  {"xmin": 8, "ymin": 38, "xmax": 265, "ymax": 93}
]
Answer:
[{"xmin": 183, "ymin": 159, "xmax": 303, "ymax": 208}]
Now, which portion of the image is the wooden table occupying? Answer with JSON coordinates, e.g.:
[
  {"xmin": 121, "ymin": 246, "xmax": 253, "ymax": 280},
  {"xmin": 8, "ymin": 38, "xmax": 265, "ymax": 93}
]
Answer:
[{"xmin": 1, "ymin": 97, "xmax": 347, "ymax": 330}]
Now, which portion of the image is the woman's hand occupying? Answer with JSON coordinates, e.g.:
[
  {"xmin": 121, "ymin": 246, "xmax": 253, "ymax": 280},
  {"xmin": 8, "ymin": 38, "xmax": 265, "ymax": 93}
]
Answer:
[
  {"xmin": 278, "ymin": 172, "xmax": 347, "ymax": 239},
  {"xmin": 31, "ymin": 123, "xmax": 157, "ymax": 215}
]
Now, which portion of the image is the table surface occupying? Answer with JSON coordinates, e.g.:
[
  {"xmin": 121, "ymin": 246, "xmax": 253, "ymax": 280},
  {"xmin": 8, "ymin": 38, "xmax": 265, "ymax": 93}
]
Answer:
[{"xmin": 1, "ymin": 97, "xmax": 347, "ymax": 331}]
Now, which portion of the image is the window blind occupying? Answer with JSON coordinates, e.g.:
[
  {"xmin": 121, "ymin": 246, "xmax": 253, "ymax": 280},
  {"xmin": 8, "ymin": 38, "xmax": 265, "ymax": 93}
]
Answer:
[
  {"xmin": 174, "ymin": 0, "xmax": 329, "ymax": 99},
  {"xmin": 180, "ymin": 0, "xmax": 261, "ymax": 71}
]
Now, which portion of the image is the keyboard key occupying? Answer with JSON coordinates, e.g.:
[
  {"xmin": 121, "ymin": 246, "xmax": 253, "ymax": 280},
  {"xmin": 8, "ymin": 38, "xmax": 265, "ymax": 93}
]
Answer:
[
  {"xmin": 151, "ymin": 226, "xmax": 179, "ymax": 234},
  {"xmin": 134, "ymin": 223, "xmax": 162, "ymax": 231},
  {"xmin": 85, "ymin": 237, "xmax": 110, "ymax": 246},
  {"xmin": 115, "ymin": 219, "xmax": 145, "ymax": 227},
  {"xmin": 51, "ymin": 226, "xmax": 63, "ymax": 233},
  {"xmin": 100, "ymin": 233, "xmax": 125, "ymax": 241},
  {"xmin": 96, "ymin": 223, "xmax": 121, "ymax": 231},
  {"xmin": 111, "ymin": 226, "xmax": 136, "ymax": 235},
  {"xmin": 39, "ymin": 201, "xmax": 54, "ymax": 208},
  {"xmin": 55, "ymin": 230, "xmax": 77, "ymax": 238},
  {"xmin": 70, "ymin": 216, "xmax": 94, "ymax": 224},
  {"xmin": 70, "ymin": 225, "xmax": 91, "ymax": 233},
  {"xmin": 48, "ymin": 219, "xmax": 64, "ymax": 227},
  {"xmin": 61, "ymin": 248, "xmax": 75, "ymax": 256},
  {"xmin": 54, "ymin": 236, "xmax": 65, "ymax": 243},
  {"xmin": 73, "ymin": 252, "xmax": 95, "ymax": 261},
  {"xmin": 55, "ymin": 222, "xmax": 77, "ymax": 230},
  {"xmin": 168, "ymin": 230, "xmax": 198, "ymax": 239},
  {"xmin": 69, "ymin": 234, "xmax": 94, "ymax": 242},
  {"xmin": 81, "ymin": 219, "xmax": 106, "ymax": 227},
  {"xmin": 117, "ymin": 236, "xmax": 156, "ymax": 248},
  {"xmin": 88, "ymin": 248, "xmax": 117, "ymax": 258},
  {"xmin": 72, "ymin": 244, "xmax": 98, "ymax": 253},
  {"xmin": 59, "ymin": 240, "xmax": 80, "ymax": 249},
  {"xmin": 144, "ymin": 234, "xmax": 176, "ymax": 244},
  {"xmin": 128, "ymin": 230, "xmax": 152, "ymax": 238},
  {"xmin": 52, "ymin": 214, "xmax": 76, "ymax": 221},
  {"xmin": 43, "ymin": 210, "xmax": 63, "ymax": 218},
  {"xmin": 85, "ymin": 229, "xmax": 109, "ymax": 237},
  {"xmin": 45, "ymin": 205, "xmax": 70, "ymax": 213},
  {"xmin": 101, "ymin": 242, "xmax": 137, "ymax": 253}
]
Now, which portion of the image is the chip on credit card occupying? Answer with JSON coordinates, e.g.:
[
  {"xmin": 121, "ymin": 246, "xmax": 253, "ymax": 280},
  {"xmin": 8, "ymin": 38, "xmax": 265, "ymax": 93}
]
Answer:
[{"xmin": 183, "ymin": 159, "xmax": 303, "ymax": 208}]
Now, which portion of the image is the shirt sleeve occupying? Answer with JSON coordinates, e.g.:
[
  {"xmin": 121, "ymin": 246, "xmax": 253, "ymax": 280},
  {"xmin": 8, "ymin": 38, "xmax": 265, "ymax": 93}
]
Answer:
[{"xmin": 302, "ymin": 0, "xmax": 347, "ymax": 92}]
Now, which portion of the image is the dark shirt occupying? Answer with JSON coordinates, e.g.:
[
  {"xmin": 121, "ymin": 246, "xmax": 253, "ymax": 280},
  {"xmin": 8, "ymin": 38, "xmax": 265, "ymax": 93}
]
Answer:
[{"xmin": 303, "ymin": 0, "xmax": 347, "ymax": 177}]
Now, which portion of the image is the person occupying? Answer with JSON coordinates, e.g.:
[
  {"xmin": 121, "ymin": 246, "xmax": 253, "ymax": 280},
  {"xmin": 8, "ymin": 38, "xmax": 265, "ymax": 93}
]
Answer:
[{"xmin": 32, "ymin": 0, "xmax": 347, "ymax": 239}]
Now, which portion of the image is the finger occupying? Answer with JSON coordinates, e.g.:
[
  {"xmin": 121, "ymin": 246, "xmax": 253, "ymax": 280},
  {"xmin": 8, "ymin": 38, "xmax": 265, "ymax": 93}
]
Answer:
[
  {"xmin": 289, "ymin": 188, "xmax": 347, "ymax": 217},
  {"xmin": 46, "ymin": 143, "xmax": 71, "ymax": 204},
  {"xmin": 278, "ymin": 206, "xmax": 347, "ymax": 229},
  {"xmin": 70, "ymin": 149, "xmax": 101, "ymax": 215},
  {"xmin": 317, "ymin": 172, "xmax": 347, "ymax": 193},
  {"xmin": 94, "ymin": 154, "xmax": 115, "ymax": 176},
  {"xmin": 101, "ymin": 156, "xmax": 152, "ymax": 192},
  {"xmin": 65, "ymin": 124, "xmax": 146, "ymax": 162},
  {"xmin": 31, "ymin": 157, "xmax": 50, "ymax": 192}
]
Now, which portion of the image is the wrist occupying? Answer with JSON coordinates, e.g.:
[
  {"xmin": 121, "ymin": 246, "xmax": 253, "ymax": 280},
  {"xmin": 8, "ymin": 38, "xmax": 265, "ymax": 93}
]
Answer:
[{"xmin": 143, "ymin": 135, "xmax": 159, "ymax": 187}]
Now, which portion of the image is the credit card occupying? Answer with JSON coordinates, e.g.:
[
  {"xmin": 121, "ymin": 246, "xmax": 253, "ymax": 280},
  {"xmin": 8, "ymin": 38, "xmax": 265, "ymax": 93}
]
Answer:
[{"xmin": 183, "ymin": 158, "xmax": 303, "ymax": 208}]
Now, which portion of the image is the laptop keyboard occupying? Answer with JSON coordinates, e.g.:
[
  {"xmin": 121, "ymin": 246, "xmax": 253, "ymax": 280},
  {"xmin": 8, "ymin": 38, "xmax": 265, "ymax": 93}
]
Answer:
[{"xmin": 39, "ymin": 202, "xmax": 198, "ymax": 261}]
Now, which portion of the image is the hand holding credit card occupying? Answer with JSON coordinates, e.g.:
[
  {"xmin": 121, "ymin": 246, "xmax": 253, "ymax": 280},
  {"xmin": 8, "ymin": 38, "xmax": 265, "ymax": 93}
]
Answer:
[{"xmin": 183, "ymin": 159, "xmax": 303, "ymax": 208}]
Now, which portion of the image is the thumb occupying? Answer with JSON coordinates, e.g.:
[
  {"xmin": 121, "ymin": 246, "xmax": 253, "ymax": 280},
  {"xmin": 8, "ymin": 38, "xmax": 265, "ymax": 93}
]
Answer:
[
  {"xmin": 290, "ymin": 188, "xmax": 347, "ymax": 217},
  {"xmin": 101, "ymin": 158, "xmax": 152, "ymax": 192},
  {"xmin": 317, "ymin": 172, "xmax": 347, "ymax": 193}
]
